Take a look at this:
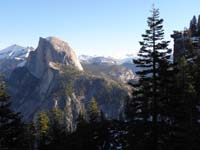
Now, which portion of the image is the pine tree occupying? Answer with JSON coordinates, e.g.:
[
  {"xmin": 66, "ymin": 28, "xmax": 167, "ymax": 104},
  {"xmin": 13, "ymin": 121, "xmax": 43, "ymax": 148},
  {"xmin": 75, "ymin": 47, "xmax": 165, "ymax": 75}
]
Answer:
[
  {"xmin": 126, "ymin": 6, "xmax": 173, "ymax": 150},
  {"xmin": 0, "ymin": 78, "xmax": 27, "ymax": 150},
  {"xmin": 74, "ymin": 111, "xmax": 90, "ymax": 150},
  {"xmin": 95, "ymin": 111, "xmax": 111, "ymax": 150},
  {"xmin": 197, "ymin": 15, "xmax": 200, "ymax": 36},
  {"xmin": 36, "ymin": 112, "xmax": 50, "ymax": 149},
  {"xmin": 48, "ymin": 107, "xmax": 65, "ymax": 144},
  {"xmin": 88, "ymin": 97, "xmax": 100, "ymax": 123},
  {"xmin": 26, "ymin": 122, "xmax": 36, "ymax": 150},
  {"xmin": 76, "ymin": 111, "xmax": 87, "ymax": 130},
  {"xmin": 189, "ymin": 16, "xmax": 197, "ymax": 36},
  {"xmin": 191, "ymin": 55, "xmax": 200, "ymax": 150},
  {"xmin": 174, "ymin": 56, "xmax": 200, "ymax": 150}
]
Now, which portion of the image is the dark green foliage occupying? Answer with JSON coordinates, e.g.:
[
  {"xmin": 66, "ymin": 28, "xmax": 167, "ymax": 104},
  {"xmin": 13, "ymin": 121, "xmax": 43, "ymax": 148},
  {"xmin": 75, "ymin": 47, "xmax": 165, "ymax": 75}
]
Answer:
[
  {"xmin": 48, "ymin": 108, "xmax": 65, "ymax": 144},
  {"xmin": 88, "ymin": 97, "xmax": 100, "ymax": 123},
  {"xmin": 126, "ymin": 11, "xmax": 200, "ymax": 150},
  {"xmin": 38, "ymin": 111, "xmax": 112, "ymax": 150},
  {"xmin": 35, "ymin": 104, "xmax": 129, "ymax": 150},
  {"xmin": 189, "ymin": 16, "xmax": 198, "ymax": 36},
  {"xmin": 171, "ymin": 56, "xmax": 200, "ymax": 150},
  {"xmin": 126, "ymin": 6, "xmax": 174, "ymax": 150},
  {"xmin": 36, "ymin": 112, "xmax": 50, "ymax": 149},
  {"xmin": 189, "ymin": 14, "xmax": 200, "ymax": 36},
  {"xmin": 197, "ymin": 15, "xmax": 200, "ymax": 36},
  {"xmin": 26, "ymin": 122, "xmax": 36, "ymax": 150},
  {"xmin": 0, "ymin": 78, "xmax": 28, "ymax": 150}
]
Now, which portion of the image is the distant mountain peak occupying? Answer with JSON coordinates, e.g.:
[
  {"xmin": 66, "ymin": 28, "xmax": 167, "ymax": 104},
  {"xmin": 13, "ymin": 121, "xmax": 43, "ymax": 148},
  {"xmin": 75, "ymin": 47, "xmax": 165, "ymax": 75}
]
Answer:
[
  {"xmin": 79, "ymin": 54, "xmax": 137, "ymax": 65},
  {"xmin": 0, "ymin": 44, "xmax": 34, "ymax": 60}
]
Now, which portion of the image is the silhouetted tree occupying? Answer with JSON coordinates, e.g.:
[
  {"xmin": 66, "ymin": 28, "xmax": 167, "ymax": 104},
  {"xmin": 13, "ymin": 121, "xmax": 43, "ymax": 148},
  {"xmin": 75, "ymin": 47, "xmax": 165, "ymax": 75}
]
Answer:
[
  {"xmin": 172, "ymin": 56, "xmax": 200, "ymax": 150},
  {"xmin": 190, "ymin": 16, "xmax": 197, "ymax": 36},
  {"xmin": 197, "ymin": 15, "xmax": 200, "ymax": 36},
  {"xmin": 126, "ymin": 6, "xmax": 173, "ymax": 150},
  {"xmin": 0, "ymin": 78, "xmax": 27, "ymax": 150}
]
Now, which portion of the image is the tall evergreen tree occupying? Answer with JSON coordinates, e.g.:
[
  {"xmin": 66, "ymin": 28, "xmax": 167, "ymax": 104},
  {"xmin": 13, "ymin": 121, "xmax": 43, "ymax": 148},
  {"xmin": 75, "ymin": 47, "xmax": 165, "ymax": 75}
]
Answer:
[
  {"xmin": 126, "ymin": 6, "xmax": 173, "ymax": 150},
  {"xmin": 36, "ymin": 112, "xmax": 50, "ymax": 149},
  {"xmin": 191, "ymin": 55, "xmax": 200, "ymax": 150},
  {"xmin": 48, "ymin": 107, "xmax": 65, "ymax": 144},
  {"xmin": 88, "ymin": 97, "xmax": 100, "ymax": 123},
  {"xmin": 174, "ymin": 56, "xmax": 200, "ymax": 150},
  {"xmin": 197, "ymin": 15, "xmax": 200, "ymax": 36},
  {"xmin": 73, "ymin": 111, "xmax": 92, "ymax": 150},
  {"xmin": 0, "ymin": 78, "xmax": 27, "ymax": 150},
  {"xmin": 26, "ymin": 122, "xmax": 36, "ymax": 150},
  {"xmin": 189, "ymin": 16, "xmax": 197, "ymax": 36}
]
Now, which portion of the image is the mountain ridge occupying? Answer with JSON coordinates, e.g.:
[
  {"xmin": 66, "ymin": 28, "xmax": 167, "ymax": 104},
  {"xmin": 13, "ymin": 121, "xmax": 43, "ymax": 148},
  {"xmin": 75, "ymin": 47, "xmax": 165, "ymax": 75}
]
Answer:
[
  {"xmin": 7, "ymin": 37, "xmax": 128, "ymax": 129},
  {"xmin": 0, "ymin": 43, "xmax": 138, "ymax": 83}
]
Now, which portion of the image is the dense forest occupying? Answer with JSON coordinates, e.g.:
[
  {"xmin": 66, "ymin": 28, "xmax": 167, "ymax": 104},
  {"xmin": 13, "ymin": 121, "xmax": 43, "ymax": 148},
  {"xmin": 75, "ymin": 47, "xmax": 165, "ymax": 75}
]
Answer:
[{"xmin": 1, "ymin": 7, "xmax": 200, "ymax": 150}]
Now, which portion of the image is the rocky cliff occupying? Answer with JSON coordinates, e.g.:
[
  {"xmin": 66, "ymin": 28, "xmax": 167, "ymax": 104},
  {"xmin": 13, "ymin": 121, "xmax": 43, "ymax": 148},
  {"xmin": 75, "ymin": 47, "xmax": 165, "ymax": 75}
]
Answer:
[
  {"xmin": 27, "ymin": 37, "xmax": 83, "ymax": 79},
  {"xmin": 25, "ymin": 37, "xmax": 83, "ymax": 97},
  {"xmin": 8, "ymin": 37, "xmax": 128, "ymax": 129}
]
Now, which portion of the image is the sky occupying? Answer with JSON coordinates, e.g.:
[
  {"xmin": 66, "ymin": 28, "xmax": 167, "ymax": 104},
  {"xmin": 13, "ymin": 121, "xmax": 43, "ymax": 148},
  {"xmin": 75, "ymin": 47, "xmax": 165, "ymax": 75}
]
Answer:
[{"xmin": 0, "ymin": 0, "xmax": 200, "ymax": 58}]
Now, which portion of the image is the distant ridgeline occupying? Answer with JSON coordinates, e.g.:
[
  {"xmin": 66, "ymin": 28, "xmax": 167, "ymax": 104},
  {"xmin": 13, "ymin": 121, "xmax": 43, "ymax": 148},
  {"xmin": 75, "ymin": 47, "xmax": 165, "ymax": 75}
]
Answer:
[{"xmin": 171, "ymin": 15, "xmax": 200, "ymax": 62}]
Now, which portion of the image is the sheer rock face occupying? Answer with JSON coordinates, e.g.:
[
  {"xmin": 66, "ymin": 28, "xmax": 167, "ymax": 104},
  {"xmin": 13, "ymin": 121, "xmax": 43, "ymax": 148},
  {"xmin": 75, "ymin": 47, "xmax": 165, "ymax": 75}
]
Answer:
[
  {"xmin": 27, "ymin": 37, "xmax": 83, "ymax": 79},
  {"xmin": 25, "ymin": 37, "xmax": 84, "ymax": 96}
]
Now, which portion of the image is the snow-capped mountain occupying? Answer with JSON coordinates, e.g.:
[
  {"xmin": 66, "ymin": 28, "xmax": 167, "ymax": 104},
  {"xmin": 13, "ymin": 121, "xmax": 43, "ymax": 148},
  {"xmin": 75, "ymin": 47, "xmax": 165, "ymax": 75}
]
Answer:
[
  {"xmin": 79, "ymin": 54, "xmax": 138, "ymax": 83},
  {"xmin": 0, "ymin": 44, "xmax": 34, "ymax": 77},
  {"xmin": 79, "ymin": 54, "xmax": 137, "ymax": 65},
  {"xmin": 119, "ymin": 54, "xmax": 136, "ymax": 64},
  {"xmin": 78, "ymin": 55, "xmax": 93, "ymax": 62},
  {"xmin": 0, "ymin": 44, "xmax": 34, "ymax": 60},
  {"xmin": 79, "ymin": 55, "xmax": 119, "ymax": 65}
]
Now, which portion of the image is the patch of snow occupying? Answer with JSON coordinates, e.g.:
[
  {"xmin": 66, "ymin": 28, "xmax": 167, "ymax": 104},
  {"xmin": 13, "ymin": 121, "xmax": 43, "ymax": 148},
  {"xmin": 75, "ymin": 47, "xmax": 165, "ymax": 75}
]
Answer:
[{"xmin": 15, "ymin": 57, "xmax": 23, "ymax": 60}]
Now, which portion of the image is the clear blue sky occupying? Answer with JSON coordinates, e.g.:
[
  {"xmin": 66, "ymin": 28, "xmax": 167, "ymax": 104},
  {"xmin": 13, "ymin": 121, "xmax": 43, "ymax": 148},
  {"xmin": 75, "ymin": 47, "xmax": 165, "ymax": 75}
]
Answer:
[{"xmin": 0, "ymin": 0, "xmax": 200, "ymax": 57}]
